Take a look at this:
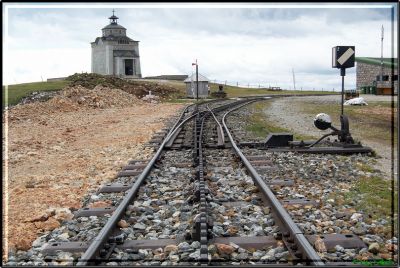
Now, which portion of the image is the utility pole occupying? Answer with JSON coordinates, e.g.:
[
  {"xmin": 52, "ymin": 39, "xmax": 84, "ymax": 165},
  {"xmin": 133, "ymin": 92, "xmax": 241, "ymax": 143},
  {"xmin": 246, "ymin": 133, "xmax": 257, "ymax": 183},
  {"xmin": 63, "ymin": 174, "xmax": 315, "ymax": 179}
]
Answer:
[
  {"xmin": 192, "ymin": 60, "xmax": 198, "ymax": 102},
  {"xmin": 196, "ymin": 62, "xmax": 198, "ymax": 101},
  {"xmin": 341, "ymin": 68, "xmax": 345, "ymax": 115},
  {"xmin": 380, "ymin": 25, "xmax": 384, "ymax": 85},
  {"xmin": 292, "ymin": 68, "xmax": 296, "ymax": 90}
]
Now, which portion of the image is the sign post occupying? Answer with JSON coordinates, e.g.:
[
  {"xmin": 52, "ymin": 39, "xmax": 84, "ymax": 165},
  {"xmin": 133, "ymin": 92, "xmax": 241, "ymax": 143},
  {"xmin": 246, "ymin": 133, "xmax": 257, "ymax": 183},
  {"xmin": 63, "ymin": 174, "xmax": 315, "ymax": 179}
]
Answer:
[
  {"xmin": 332, "ymin": 46, "xmax": 355, "ymax": 115},
  {"xmin": 192, "ymin": 60, "xmax": 198, "ymax": 102}
]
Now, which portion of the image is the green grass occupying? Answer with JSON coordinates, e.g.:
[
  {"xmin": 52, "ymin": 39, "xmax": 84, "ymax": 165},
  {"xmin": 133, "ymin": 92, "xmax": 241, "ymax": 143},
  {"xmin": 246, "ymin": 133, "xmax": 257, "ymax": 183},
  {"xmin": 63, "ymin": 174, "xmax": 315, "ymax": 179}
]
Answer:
[
  {"xmin": 144, "ymin": 79, "xmax": 186, "ymax": 92},
  {"xmin": 299, "ymin": 100, "xmax": 397, "ymax": 145},
  {"xmin": 356, "ymin": 162, "xmax": 377, "ymax": 173},
  {"xmin": 3, "ymin": 80, "xmax": 70, "ymax": 107},
  {"xmin": 245, "ymin": 100, "xmax": 316, "ymax": 141},
  {"xmin": 209, "ymin": 83, "xmax": 334, "ymax": 98},
  {"xmin": 164, "ymin": 99, "xmax": 194, "ymax": 104},
  {"xmin": 340, "ymin": 172, "xmax": 398, "ymax": 238},
  {"xmin": 0, "ymin": 78, "xmax": 339, "ymax": 107},
  {"xmin": 142, "ymin": 79, "xmax": 189, "ymax": 102}
]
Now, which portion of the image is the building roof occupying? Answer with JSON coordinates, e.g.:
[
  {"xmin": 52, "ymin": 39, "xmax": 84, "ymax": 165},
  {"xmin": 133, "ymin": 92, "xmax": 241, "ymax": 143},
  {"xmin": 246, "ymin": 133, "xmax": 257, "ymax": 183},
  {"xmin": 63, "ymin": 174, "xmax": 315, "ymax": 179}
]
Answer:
[
  {"xmin": 355, "ymin": 57, "xmax": 398, "ymax": 68},
  {"xmin": 102, "ymin": 23, "xmax": 126, "ymax": 30},
  {"xmin": 92, "ymin": 35, "xmax": 137, "ymax": 44},
  {"xmin": 184, "ymin": 73, "xmax": 209, "ymax": 82}
]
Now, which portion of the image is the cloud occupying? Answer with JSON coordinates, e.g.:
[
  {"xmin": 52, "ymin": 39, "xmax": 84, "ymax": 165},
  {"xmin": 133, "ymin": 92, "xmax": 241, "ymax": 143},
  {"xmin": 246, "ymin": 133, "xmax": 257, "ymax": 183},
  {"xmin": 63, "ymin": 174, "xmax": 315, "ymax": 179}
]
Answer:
[{"xmin": 3, "ymin": 4, "xmax": 398, "ymax": 90}]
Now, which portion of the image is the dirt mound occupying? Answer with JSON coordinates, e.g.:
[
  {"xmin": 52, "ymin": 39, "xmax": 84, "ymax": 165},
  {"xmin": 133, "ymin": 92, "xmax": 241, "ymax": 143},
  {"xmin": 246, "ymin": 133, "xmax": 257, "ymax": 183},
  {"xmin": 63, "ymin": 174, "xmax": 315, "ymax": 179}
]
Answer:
[
  {"xmin": 19, "ymin": 91, "xmax": 59, "ymax": 105},
  {"xmin": 66, "ymin": 73, "xmax": 179, "ymax": 98},
  {"xmin": 49, "ymin": 85, "xmax": 141, "ymax": 109},
  {"xmin": 7, "ymin": 85, "xmax": 143, "ymax": 122}
]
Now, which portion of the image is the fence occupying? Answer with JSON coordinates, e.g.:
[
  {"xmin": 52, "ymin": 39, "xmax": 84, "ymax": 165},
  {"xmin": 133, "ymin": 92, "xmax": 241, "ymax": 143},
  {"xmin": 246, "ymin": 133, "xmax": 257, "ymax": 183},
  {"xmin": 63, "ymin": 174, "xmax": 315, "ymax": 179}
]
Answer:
[{"xmin": 209, "ymin": 79, "xmax": 338, "ymax": 92}]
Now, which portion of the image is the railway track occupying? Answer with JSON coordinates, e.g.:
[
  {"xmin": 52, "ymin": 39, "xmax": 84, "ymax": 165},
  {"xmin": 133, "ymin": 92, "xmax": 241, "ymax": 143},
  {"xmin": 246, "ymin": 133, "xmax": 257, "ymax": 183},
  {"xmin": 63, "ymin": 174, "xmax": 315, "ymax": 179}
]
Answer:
[{"xmin": 10, "ymin": 97, "xmax": 396, "ymax": 266}]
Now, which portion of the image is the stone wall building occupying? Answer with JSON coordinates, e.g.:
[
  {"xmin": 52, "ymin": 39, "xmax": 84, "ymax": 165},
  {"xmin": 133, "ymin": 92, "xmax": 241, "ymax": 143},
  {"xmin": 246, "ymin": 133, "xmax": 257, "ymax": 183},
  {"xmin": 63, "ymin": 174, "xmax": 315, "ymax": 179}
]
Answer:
[
  {"xmin": 355, "ymin": 57, "xmax": 398, "ymax": 95},
  {"xmin": 91, "ymin": 11, "xmax": 141, "ymax": 78}
]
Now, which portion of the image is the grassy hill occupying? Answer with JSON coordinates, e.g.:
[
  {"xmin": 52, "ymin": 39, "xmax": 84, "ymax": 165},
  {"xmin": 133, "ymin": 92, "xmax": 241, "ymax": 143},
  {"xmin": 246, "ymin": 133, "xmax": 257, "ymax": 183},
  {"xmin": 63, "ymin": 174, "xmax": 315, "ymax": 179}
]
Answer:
[
  {"xmin": 2, "ymin": 76, "xmax": 334, "ymax": 108},
  {"xmin": 208, "ymin": 83, "xmax": 333, "ymax": 97},
  {"xmin": 160, "ymin": 81, "xmax": 333, "ymax": 98},
  {"xmin": 144, "ymin": 75, "xmax": 188, "ymax": 81},
  {"xmin": 2, "ymin": 80, "xmax": 70, "ymax": 108}
]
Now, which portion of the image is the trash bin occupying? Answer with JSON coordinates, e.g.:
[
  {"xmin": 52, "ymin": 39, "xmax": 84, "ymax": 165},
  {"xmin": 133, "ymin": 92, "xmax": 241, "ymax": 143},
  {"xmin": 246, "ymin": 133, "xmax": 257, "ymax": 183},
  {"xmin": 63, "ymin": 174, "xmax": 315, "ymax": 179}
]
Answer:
[{"xmin": 370, "ymin": 86, "xmax": 376, "ymax": 95}]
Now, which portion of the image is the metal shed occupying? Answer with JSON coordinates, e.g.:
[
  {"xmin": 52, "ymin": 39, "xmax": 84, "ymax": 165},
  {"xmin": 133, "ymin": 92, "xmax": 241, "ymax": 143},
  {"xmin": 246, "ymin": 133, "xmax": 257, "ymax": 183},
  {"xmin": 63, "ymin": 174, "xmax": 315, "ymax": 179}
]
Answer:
[{"xmin": 184, "ymin": 73, "xmax": 210, "ymax": 98}]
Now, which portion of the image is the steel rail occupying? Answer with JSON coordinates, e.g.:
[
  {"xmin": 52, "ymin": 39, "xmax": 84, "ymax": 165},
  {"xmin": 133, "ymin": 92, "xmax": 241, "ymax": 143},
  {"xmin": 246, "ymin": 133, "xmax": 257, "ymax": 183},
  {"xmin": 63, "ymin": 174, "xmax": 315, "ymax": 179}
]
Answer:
[
  {"xmin": 221, "ymin": 99, "xmax": 325, "ymax": 266},
  {"xmin": 194, "ymin": 100, "xmax": 255, "ymax": 264},
  {"xmin": 164, "ymin": 98, "xmax": 222, "ymax": 141},
  {"xmin": 206, "ymin": 105, "xmax": 225, "ymax": 145},
  {"xmin": 76, "ymin": 104, "xmax": 199, "ymax": 265}
]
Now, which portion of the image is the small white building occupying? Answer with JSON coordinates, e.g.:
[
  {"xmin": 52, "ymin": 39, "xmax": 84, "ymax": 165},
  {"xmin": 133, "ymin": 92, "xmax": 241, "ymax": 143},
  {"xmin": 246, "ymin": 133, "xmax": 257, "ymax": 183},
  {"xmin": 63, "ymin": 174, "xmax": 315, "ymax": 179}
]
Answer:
[
  {"xmin": 184, "ymin": 73, "xmax": 210, "ymax": 98},
  {"xmin": 91, "ymin": 11, "xmax": 141, "ymax": 78}
]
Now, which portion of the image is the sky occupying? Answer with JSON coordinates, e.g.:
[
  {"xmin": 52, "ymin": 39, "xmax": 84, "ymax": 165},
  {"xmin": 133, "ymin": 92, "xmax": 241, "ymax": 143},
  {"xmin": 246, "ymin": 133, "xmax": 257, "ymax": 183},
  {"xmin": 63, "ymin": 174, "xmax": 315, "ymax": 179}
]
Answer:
[{"xmin": 3, "ymin": 3, "xmax": 398, "ymax": 90}]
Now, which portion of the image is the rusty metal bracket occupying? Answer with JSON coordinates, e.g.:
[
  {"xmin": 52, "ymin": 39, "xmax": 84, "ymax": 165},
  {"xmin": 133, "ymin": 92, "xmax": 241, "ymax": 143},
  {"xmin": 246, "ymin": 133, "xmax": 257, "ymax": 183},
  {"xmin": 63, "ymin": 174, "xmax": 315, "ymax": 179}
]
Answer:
[{"xmin": 306, "ymin": 234, "xmax": 366, "ymax": 251}]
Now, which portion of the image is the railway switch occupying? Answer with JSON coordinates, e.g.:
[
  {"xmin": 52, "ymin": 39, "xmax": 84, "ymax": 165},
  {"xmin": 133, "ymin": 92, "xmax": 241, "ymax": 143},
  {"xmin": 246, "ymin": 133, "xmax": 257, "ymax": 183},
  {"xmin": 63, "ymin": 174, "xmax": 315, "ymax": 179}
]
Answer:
[
  {"xmin": 308, "ymin": 113, "xmax": 356, "ymax": 148},
  {"xmin": 314, "ymin": 113, "xmax": 332, "ymax": 130}
]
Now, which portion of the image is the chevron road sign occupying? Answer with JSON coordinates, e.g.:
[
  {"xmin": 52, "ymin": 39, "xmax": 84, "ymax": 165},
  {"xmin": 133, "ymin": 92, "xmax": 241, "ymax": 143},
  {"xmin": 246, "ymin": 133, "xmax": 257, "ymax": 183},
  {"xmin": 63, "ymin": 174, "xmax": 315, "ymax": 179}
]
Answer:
[{"xmin": 332, "ymin": 46, "xmax": 355, "ymax": 69}]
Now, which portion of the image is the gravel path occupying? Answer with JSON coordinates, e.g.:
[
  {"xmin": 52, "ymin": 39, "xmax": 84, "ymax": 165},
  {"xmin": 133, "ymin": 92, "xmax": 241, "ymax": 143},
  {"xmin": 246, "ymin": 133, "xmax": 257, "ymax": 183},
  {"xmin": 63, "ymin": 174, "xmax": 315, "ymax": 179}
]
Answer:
[
  {"xmin": 262, "ymin": 95, "xmax": 397, "ymax": 178},
  {"xmin": 3, "ymin": 98, "xmax": 184, "ymax": 255}
]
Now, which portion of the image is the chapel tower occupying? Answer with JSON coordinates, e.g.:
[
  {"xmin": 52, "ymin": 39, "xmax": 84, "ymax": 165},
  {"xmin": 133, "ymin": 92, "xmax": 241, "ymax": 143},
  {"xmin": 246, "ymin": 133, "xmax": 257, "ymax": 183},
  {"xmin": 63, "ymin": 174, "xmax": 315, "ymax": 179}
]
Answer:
[{"xmin": 91, "ymin": 10, "xmax": 142, "ymax": 78}]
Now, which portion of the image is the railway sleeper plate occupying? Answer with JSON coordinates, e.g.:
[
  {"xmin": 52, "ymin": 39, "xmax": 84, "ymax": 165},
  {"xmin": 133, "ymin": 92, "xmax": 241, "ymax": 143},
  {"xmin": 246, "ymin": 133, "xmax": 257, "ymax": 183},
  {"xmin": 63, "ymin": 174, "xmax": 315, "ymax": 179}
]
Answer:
[
  {"xmin": 281, "ymin": 199, "xmax": 317, "ymax": 206},
  {"xmin": 98, "ymin": 183, "xmax": 132, "ymax": 193},
  {"xmin": 169, "ymin": 145, "xmax": 183, "ymax": 149},
  {"xmin": 255, "ymin": 166, "xmax": 279, "ymax": 172},
  {"xmin": 205, "ymin": 144, "xmax": 225, "ymax": 149},
  {"xmin": 117, "ymin": 170, "xmax": 143, "ymax": 177},
  {"xmin": 246, "ymin": 155, "xmax": 269, "ymax": 161},
  {"xmin": 264, "ymin": 179, "xmax": 294, "ymax": 186},
  {"xmin": 74, "ymin": 207, "xmax": 116, "ymax": 218},
  {"xmin": 128, "ymin": 160, "xmax": 149, "ymax": 165},
  {"xmin": 130, "ymin": 235, "xmax": 280, "ymax": 252},
  {"xmin": 122, "ymin": 164, "xmax": 147, "ymax": 170},
  {"xmin": 73, "ymin": 234, "xmax": 356, "ymax": 260},
  {"xmin": 42, "ymin": 239, "xmax": 180, "ymax": 254},
  {"xmin": 42, "ymin": 242, "xmax": 90, "ymax": 253},
  {"xmin": 212, "ymin": 236, "xmax": 278, "ymax": 249},
  {"xmin": 306, "ymin": 234, "xmax": 366, "ymax": 251}
]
